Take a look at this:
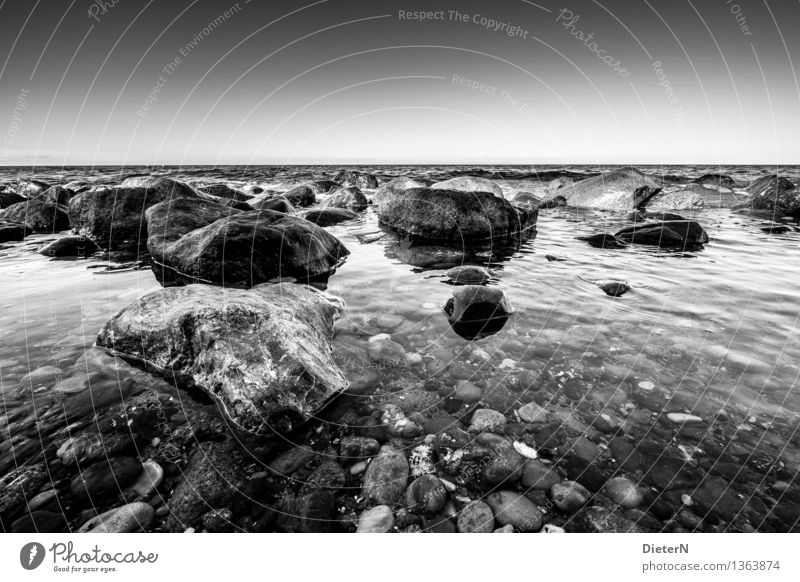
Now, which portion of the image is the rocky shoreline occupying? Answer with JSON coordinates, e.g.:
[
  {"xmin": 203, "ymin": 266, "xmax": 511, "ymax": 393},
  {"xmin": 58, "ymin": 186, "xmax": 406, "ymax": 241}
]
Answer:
[{"xmin": 1, "ymin": 166, "xmax": 800, "ymax": 533}]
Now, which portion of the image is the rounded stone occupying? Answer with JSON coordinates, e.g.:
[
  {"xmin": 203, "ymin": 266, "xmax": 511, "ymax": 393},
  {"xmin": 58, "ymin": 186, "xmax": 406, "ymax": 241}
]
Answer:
[
  {"xmin": 551, "ymin": 481, "xmax": 591, "ymax": 513},
  {"xmin": 455, "ymin": 381, "xmax": 482, "ymax": 403},
  {"xmin": 357, "ymin": 505, "xmax": 395, "ymax": 533},
  {"xmin": 603, "ymin": 477, "xmax": 644, "ymax": 509},
  {"xmin": 456, "ymin": 500, "xmax": 495, "ymax": 533},
  {"xmin": 78, "ymin": 502, "xmax": 155, "ymax": 533},
  {"xmin": 404, "ymin": 474, "xmax": 447, "ymax": 514},
  {"xmin": 521, "ymin": 460, "xmax": 561, "ymax": 490},
  {"xmin": 486, "ymin": 490, "xmax": 543, "ymax": 532}
]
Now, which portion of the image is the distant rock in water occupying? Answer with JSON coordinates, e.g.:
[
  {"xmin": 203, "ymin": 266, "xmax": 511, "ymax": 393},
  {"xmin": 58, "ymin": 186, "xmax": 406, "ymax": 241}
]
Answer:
[
  {"xmin": 248, "ymin": 195, "xmax": 294, "ymax": 213},
  {"xmin": 282, "ymin": 185, "xmax": 316, "ymax": 207},
  {"xmin": 615, "ymin": 220, "xmax": 709, "ymax": 247},
  {"xmin": 95, "ymin": 282, "xmax": 348, "ymax": 436},
  {"xmin": 333, "ymin": 170, "xmax": 378, "ymax": 189},
  {"xmin": 444, "ymin": 285, "xmax": 513, "ymax": 340},
  {"xmin": 746, "ymin": 175, "xmax": 795, "ymax": 198},
  {"xmin": 320, "ymin": 186, "xmax": 368, "ymax": 212},
  {"xmin": 431, "ymin": 176, "xmax": 504, "ymax": 198},
  {"xmin": 444, "ymin": 265, "xmax": 493, "ymax": 285},
  {"xmin": 196, "ymin": 183, "xmax": 250, "ymax": 201},
  {"xmin": 510, "ymin": 191, "xmax": 544, "ymax": 207},
  {"xmin": 735, "ymin": 176, "xmax": 800, "ymax": 219},
  {"xmin": 599, "ymin": 282, "xmax": 631, "ymax": 297},
  {"xmin": 562, "ymin": 167, "xmax": 662, "ymax": 210},
  {"xmin": 16, "ymin": 179, "xmax": 50, "ymax": 198},
  {"xmin": 308, "ymin": 180, "xmax": 340, "ymax": 194},
  {"xmin": 39, "ymin": 235, "xmax": 99, "ymax": 257},
  {"xmin": 378, "ymin": 187, "xmax": 537, "ymax": 241},
  {"xmin": 31, "ymin": 185, "xmax": 73, "ymax": 205},
  {"xmin": 145, "ymin": 196, "xmax": 349, "ymax": 287},
  {"xmin": 548, "ymin": 176, "xmax": 574, "ymax": 192},
  {"xmin": 577, "ymin": 233, "xmax": 629, "ymax": 249},
  {"xmin": 298, "ymin": 207, "xmax": 358, "ymax": 226},
  {"xmin": 694, "ymin": 173, "xmax": 735, "ymax": 189},
  {"xmin": 0, "ymin": 219, "xmax": 26, "ymax": 242},
  {"xmin": 0, "ymin": 189, "xmax": 26, "ymax": 208},
  {"xmin": 371, "ymin": 176, "xmax": 432, "ymax": 209},
  {"xmin": 1, "ymin": 199, "xmax": 70, "ymax": 233},
  {"xmin": 645, "ymin": 187, "xmax": 705, "ymax": 211}
]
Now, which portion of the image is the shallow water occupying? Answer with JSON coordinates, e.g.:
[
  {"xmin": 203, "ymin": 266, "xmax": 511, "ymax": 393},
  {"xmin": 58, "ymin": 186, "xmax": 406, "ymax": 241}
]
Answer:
[{"xmin": 2, "ymin": 164, "xmax": 800, "ymax": 533}]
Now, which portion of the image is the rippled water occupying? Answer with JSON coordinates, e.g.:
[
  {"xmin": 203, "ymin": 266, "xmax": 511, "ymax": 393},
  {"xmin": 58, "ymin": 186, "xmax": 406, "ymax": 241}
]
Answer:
[{"xmin": 2, "ymin": 164, "xmax": 800, "ymax": 533}]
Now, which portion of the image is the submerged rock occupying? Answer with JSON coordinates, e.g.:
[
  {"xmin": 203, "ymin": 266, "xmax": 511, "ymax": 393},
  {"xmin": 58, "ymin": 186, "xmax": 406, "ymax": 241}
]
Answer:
[
  {"xmin": 457, "ymin": 500, "xmax": 495, "ymax": 533},
  {"xmin": 357, "ymin": 505, "xmax": 394, "ymax": 532},
  {"xmin": 615, "ymin": 220, "xmax": 709, "ymax": 247},
  {"xmin": 599, "ymin": 282, "xmax": 631, "ymax": 297},
  {"xmin": 320, "ymin": 186, "xmax": 368, "ymax": 212},
  {"xmin": 561, "ymin": 167, "xmax": 662, "ymax": 210},
  {"xmin": 308, "ymin": 180, "xmax": 340, "ymax": 194},
  {"xmin": 39, "ymin": 235, "xmax": 99, "ymax": 257},
  {"xmin": 298, "ymin": 207, "xmax": 358, "ymax": 226},
  {"xmin": 694, "ymin": 173, "xmax": 735, "ymax": 189},
  {"xmin": 282, "ymin": 185, "xmax": 316, "ymax": 207},
  {"xmin": 1, "ymin": 199, "xmax": 70, "ymax": 233},
  {"xmin": 736, "ymin": 177, "xmax": 800, "ymax": 218},
  {"xmin": 378, "ymin": 187, "xmax": 536, "ymax": 241},
  {"xmin": 646, "ymin": 188, "xmax": 705, "ymax": 211},
  {"xmin": 577, "ymin": 233, "xmax": 629, "ymax": 249},
  {"xmin": 431, "ymin": 176, "xmax": 504, "ymax": 198},
  {"xmin": 746, "ymin": 175, "xmax": 795, "ymax": 198},
  {"xmin": 444, "ymin": 285, "xmax": 513, "ymax": 340},
  {"xmin": 0, "ymin": 219, "xmax": 26, "ymax": 242},
  {"xmin": 444, "ymin": 265, "xmax": 493, "ymax": 285},
  {"xmin": 95, "ymin": 283, "xmax": 348, "ymax": 436},
  {"xmin": 197, "ymin": 184, "xmax": 250, "ymax": 201},
  {"xmin": 486, "ymin": 490, "xmax": 543, "ymax": 531},
  {"xmin": 69, "ymin": 456, "xmax": 143, "ymax": 500},
  {"xmin": 362, "ymin": 445, "xmax": 410, "ymax": 505},
  {"xmin": 146, "ymin": 197, "xmax": 349, "ymax": 286}
]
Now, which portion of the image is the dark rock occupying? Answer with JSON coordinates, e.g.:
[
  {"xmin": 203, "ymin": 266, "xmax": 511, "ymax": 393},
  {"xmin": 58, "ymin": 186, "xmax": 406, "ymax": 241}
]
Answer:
[
  {"xmin": 32, "ymin": 185, "xmax": 73, "ymax": 205},
  {"xmin": 320, "ymin": 186, "xmax": 368, "ymax": 212},
  {"xmin": 201, "ymin": 508, "xmax": 234, "ymax": 532},
  {"xmin": 600, "ymin": 282, "xmax": 631, "ymax": 297},
  {"xmin": 298, "ymin": 207, "xmax": 358, "ymax": 226},
  {"xmin": 746, "ymin": 175, "xmax": 795, "ymax": 198},
  {"xmin": 96, "ymin": 283, "xmax": 347, "ymax": 437},
  {"xmin": 486, "ymin": 490, "xmax": 543, "ymax": 531},
  {"xmin": 615, "ymin": 220, "xmax": 709, "ymax": 247},
  {"xmin": 277, "ymin": 490, "xmax": 336, "ymax": 533},
  {"xmin": 248, "ymin": 195, "xmax": 294, "ymax": 213},
  {"xmin": 167, "ymin": 442, "xmax": 245, "ymax": 531},
  {"xmin": 484, "ymin": 444, "xmax": 525, "ymax": 485},
  {"xmin": 69, "ymin": 456, "xmax": 143, "ymax": 500},
  {"xmin": 308, "ymin": 180, "xmax": 340, "ymax": 194},
  {"xmin": 145, "ymin": 197, "xmax": 349, "ymax": 286},
  {"xmin": 577, "ymin": 233, "xmax": 628, "ymax": 249},
  {"xmin": 444, "ymin": 265, "xmax": 492, "ymax": 285},
  {"xmin": 282, "ymin": 185, "xmax": 316, "ymax": 207},
  {"xmin": 378, "ymin": 187, "xmax": 537, "ymax": 241},
  {"xmin": 39, "ymin": 235, "xmax": 99, "ymax": 257},
  {"xmin": 521, "ymin": 460, "xmax": 561, "ymax": 490},
  {"xmin": 0, "ymin": 219, "xmax": 26, "ymax": 242},
  {"xmin": 305, "ymin": 460, "xmax": 347, "ymax": 491},
  {"xmin": 362, "ymin": 445, "xmax": 409, "ymax": 505},
  {"xmin": 737, "ymin": 176, "xmax": 800, "ymax": 218},
  {"xmin": 457, "ymin": 500, "xmax": 495, "ymax": 533},
  {"xmin": 333, "ymin": 170, "xmax": 378, "ymax": 189},
  {"xmin": 444, "ymin": 286, "xmax": 513, "ymax": 341},
  {"xmin": 371, "ymin": 176, "xmax": 432, "ymax": 209},
  {"xmin": 424, "ymin": 416, "xmax": 462, "ymax": 435},
  {"xmin": 1, "ymin": 199, "xmax": 70, "ymax": 232},
  {"xmin": 197, "ymin": 184, "xmax": 250, "ymax": 201},
  {"xmin": 11, "ymin": 510, "xmax": 69, "ymax": 533},
  {"xmin": 269, "ymin": 446, "xmax": 318, "ymax": 477},
  {"xmin": 0, "ymin": 190, "xmax": 26, "ymax": 208},
  {"xmin": 422, "ymin": 513, "xmax": 456, "ymax": 533},
  {"xmin": 552, "ymin": 480, "xmax": 591, "ymax": 513},
  {"xmin": 404, "ymin": 474, "xmax": 447, "ymax": 514},
  {"xmin": 0, "ymin": 465, "xmax": 47, "ymax": 527},
  {"xmin": 340, "ymin": 436, "xmax": 381, "ymax": 460},
  {"xmin": 579, "ymin": 505, "xmax": 643, "ymax": 532}
]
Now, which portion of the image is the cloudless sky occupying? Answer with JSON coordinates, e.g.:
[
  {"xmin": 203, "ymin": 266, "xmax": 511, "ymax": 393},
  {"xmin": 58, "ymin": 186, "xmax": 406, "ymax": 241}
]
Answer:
[{"xmin": 0, "ymin": 0, "xmax": 798, "ymax": 165}]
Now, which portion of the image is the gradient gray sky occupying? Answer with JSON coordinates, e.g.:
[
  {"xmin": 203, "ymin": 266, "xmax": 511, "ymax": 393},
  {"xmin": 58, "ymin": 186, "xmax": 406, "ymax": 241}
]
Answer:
[{"xmin": 0, "ymin": 0, "xmax": 798, "ymax": 165}]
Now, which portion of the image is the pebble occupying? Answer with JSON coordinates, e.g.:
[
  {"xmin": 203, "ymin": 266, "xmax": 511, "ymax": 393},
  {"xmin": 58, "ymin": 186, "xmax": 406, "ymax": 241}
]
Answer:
[
  {"xmin": 602, "ymin": 477, "xmax": 643, "ymax": 509},
  {"xmin": 381, "ymin": 404, "xmax": 422, "ymax": 438},
  {"xmin": 368, "ymin": 338, "xmax": 407, "ymax": 367},
  {"xmin": 128, "ymin": 460, "xmax": 163, "ymax": 499},
  {"xmin": 457, "ymin": 500, "xmax": 495, "ymax": 533},
  {"xmin": 350, "ymin": 461, "xmax": 368, "ymax": 476},
  {"xmin": 638, "ymin": 381, "xmax": 655, "ymax": 391},
  {"xmin": 542, "ymin": 523, "xmax": 565, "ymax": 533},
  {"xmin": 408, "ymin": 444, "xmax": 436, "ymax": 477},
  {"xmin": 362, "ymin": 445, "xmax": 409, "ymax": 505},
  {"xmin": 375, "ymin": 314, "xmax": 404, "ymax": 331},
  {"xmin": 517, "ymin": 402, "xmax": 548, "ymax": 424},
  {"xmin": 521, "ymin": 460, "xmax": 561, "ymax": 490},
  {"xmin": 494, "ymin": 524, "xmax": 515, "ymax": 533},
  {"xmin": 513, "ymin": 441, "xmax": 538, "ymax": 459},
  {"xmin": 78, "ymin": 502, "xmax": 155, "ymax": 533},
  {"xmin": 551, "ymin": 481, "xmax": 591, "ymax": 513},
  {"xmin": 484, "ymin": 445, "xmax": 525, "ymax": 485},
  {"xmin": 455, "ymin": 381, "xmax": 482, "ymax": 403},
  {"xmin": 405, "ymin": 474, "xmax": 447, "ymax": 514},
  {"xmin": 340, "ymin": 436, "xmax": 381, "ymax": 460},
  {"xmin": 486, "ymin": 490, "xmax": 543, "ymax": 532},
  {"xmin": 667, "ymin": 412, "xmax": 704, "ymax": 424},
  {"xmin": 26, "ymin": 489, "xmax": 58, "ymax": 512},
  {"xmin": 357, "ymin": 505, "xmax": 395, "ymax": 533},
  {"xmin": 469, "ymin": 409, "xmax": 507, "ymax": 433}
]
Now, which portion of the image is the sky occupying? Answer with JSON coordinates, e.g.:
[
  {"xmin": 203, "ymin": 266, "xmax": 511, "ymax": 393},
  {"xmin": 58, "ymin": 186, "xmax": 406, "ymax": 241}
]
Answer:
[{"xmin": 0, "ymin": 0, "xmax": 798, "ymax": 165}]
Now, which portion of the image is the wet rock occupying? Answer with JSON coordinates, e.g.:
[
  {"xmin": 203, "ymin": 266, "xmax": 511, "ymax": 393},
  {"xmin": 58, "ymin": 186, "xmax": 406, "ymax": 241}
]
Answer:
[
  {"xmin": 371, "ymin": 176, "xmax": 432, "ymax": 209},
  {"xmin": 11, "ymin": 510, "xmax": 69, "ymax": 533},
  {"xmin": 39, "ymin": 235, "xmax": 99, "ymax": 257},
  {"xmin": 56, "ymin": 432, "xmax": 135, "ymax": 465},
  {"xmin": 320, "ymin": 186, "xmax": 368, "ymax": 212},
  {"xmin": 69, "ymin": 456, "xmax": 143, "ymax": 500},
  {"xmin": 0, "ymin": 465, "xmax": 47, "ymax": 527},
  {"xmin": 378, "ymin": 187, "xmax": 536, "ymax": 241},
  {"xmin": 357, "ymin": 505, "xmax": 394, "ymax": 532},
  {"xmin": 444, "ymin": 265, "xmax": 493, "ymax": 285},
  {"xmin": 21, "ymin": 365, "xmax": 63, "ymax": 386},
  {"xmin": 422, "ymin": 513, "xmax": 457, "ymax": 533},
  {"xmin": 444, "ymin": 286, "xmax": 513, "ymax": 341},
  {"xmin": 580, "ymin": 505, "xmax": 643, "ymax": 532},
  {"xmin": 197, "ymin": 184, "xmax": 250, "ymax": 201},
  {"xmin": 570, "ymin": 437, "xmax": 601, "ymax": 463},
  {"xmin": 424, "ymin": 416, "xmax": 462, "ymax": 435},
  {"xmin": 642, "ymin": 456, "xmax": 701, "ymax": 490},
  {"xmin": 455, "ymin": 381, "xmax": 482, "ymax": 403},
  {"xmin": 269, "ymin": 446, "xmax": 318, "ymax": 477},
  {"xmin": 562, "ymin": 167, "xmax": 662, "ymax": 210},
  {"xmin": 367, "ymin": 337, "xmax": 407, "ymax": 368},
  {"xmin": 1, "ymin": 199, "xmax": 70, "ymax": 233},
  {"xmin": 248, "ymin": 195, "xmax": 294, "ymax": 213},
  {"xmin": 298, "ymin": 207, "xmax": 358, "ymax": 226},
  {"xmin": 431, "ymin": 176, "xmax": 504, "ymax": 198},
  {"xmin": 333, "ymin": 170, "xmax": 378, "ymax": 189},
  {"xmin": 277, "ymin": 490, "xmax": 336, "ymax": 533},
  {"xmin": 340, "ymin": 436, "xmax": 381, "ymax": 461},
  {"xmin": 510, "ymin": 191, "xmax": 543, "ymax": 207},
  {"xmin": 517, "ymin": 401, "xmax": 548, "ymax": 424},
  {"xmin": 145, "ymin": 197, "xmax": 349, "ymax": 286},
  {"xmin": 362, "ymin": 445, "xmax": 410, "ymax": 505},
  {"xmin": 694, "ymin": 173, "xmax": 735, "ymax": 189},
  {"xmin": 27, "ymin": 489, "xmax": 58, "ymax": 512},
  {"xmin": 201, "ymin": 508, "xmax": 234, "ymax": 532},
  {"xmin": 457, "ymin": 500, "xmax": 495, "ymax": 533},
  {"xmin": 603, "ymin": 477, "xmax": 643, "ymax": 508},
  {"xmin": 0, "ymin": 190, "xmax": 26, "ymax": 208},
  {"xmin": 166, "ymin": 442, "xmax": 245, "ymax": 531},
  {"xmin": 564, "ymin": 457, "xmax": 606, "ymax": 492},
  {"xmin": 484, "ymin": 444, "xmax": 525, "ymax": 485},
  {"xmin": 691, "ymin": 476, "xmax": 747, "ymax": 521},
  {"xmin": 305, "ymin": 460, "xmax": 346, "ymax": 491},
  {"xmin": 666, "ymin": 412, "xmax": 703, "ymax": 424},
  {"xmin": 486, "ymin": 490, "xmax": 543, "ymax": 531},
  {"xmin": 599, "ymin": 281, "xmax": 631, "ymax": 297},
  {"xmin": 308, "ymin": 180, "xmax": 340, "ymax": 195},
  {"xmin": 552, "ymin": 480, "xmax": 591, "ymax": 513},
  {"xmin": 0, "ymin": 219, "xmax": 26, "ymax": 242},
  {"xmin": 615, "ymin": 220, "xmax": 709, "ymax": 247},
  {"xmin": 577, "ymin": 233, "xmax": 629, "ymax": 249},
  {"xmin": 33, "ymin": 185, "xmax": 73, "ymax": 205},
  {"xmin": 16, "ymin": 179, "xmax": 50, "ymax": 197},
  {"xmin": 128, "ymin": 460, "xmax": 164, "ymax": 498},
  {"xmin": 746, "ymin": 175, "xmax": 795, "ymax": 198},
  {"xmin": 96, "ymin": 283, "xmax": 347, "ymax": 436},
  {"xmin": 521, "ymin": 460, "xmax": 561, "ymax": 490},
  {"xmin": 645, "ymin": 188, "xmax": 705, "ymax": 211},
  {"xmin": 542, "ymin": 523, "xmax": 566, "ymax": 533},
  {"xmin": 380, "ymin": 404, "xmax": 423, "ymax": 438},
  {"xmin": 282, "ymin": 185, "xmax": 316, "ymax": 207},
  {"xmin": 469, "ymin": 409, "xmax": 506, "ymax": 433},
  {"xmin": 78, "ymin": 502, "xmax": 155, "ymax": 533},
  {"xmin": 405, "ymin": 474, "xmax": 447, "ymax": 514}
]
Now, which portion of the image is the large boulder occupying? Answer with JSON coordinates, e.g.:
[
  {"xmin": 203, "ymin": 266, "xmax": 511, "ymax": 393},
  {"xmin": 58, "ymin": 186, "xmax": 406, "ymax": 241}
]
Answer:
[
  {"xmin": 735, "ymin": 176, "xmax": 800, "ymax": 218},
  {"xmin": 197, "ymin": 184, "xmax": 250, "ymax": 201},
  {"xmin": 615, "ymin": 220, "xmax": 709, "ymax": 247},
  {"xmin": 0, "ymin": 220, "xmax": 26, "ymax": 243},
  {"xmin": 443, "ymin": 286, "xmax": 513, "ymax": 340},
  {"xmin": 333, "ymin": 170, "xmax": 378, "ymax": 189},
  {"xmin": 308, "ymin": 180, "xmax": 340, "ymax": 194},
  {"xmin": 694, "ymin": 173, "xmax": 735, "ymax": 189},
  {"xmin": 431, "ymin": 176, "xmax": 504, "ymax": 198},
  {"xmin": 0, "ymin": 199, "xmax": 70, "ymax": 233},
  {"xmin": 16, "ymin": 179, "xmax": 50, "ymax": 197},
  {"xmin": 145, "ymin": 197, "xmax": 349, "ymax": 286},
  {"xmin": 378, "ymin": 188, "xmax": 537, "ymax": 241},
  {"xmin": 371, "ymin": 176, "xmax": 432, "ymax": 209},
  {"xmin": 95, "ymin": 282, "xmax": 348, "ymax": 436},
  {"xmin": 32, "ymin": 185, "xmax": 73, "ymax": 205},
  {"xmin": 562, "ymin": 167, "xmax": 662, "ymax": 210},
  {"xmin": 39, "ymin": 235, "xmax": 99, "ymax": 257},
  {"xmin": 248, "ymin": 195, "xmax": 294, "ymax": 213},
  {"xmin": 320, "ymin": 186, "xmax": 368, "ymax": 212},
  {"xmin": 746, "ymin": 175, "xmax": 795, "ymax": 197},
  {"xmin": 0, "ymin": 190, "xmax": 26, "ymax": 208},
  {"xmin": 645, "ymin": 188, "xmax": 704, "ymax": 211},
  {"xmin": 282, "ymin": 185, "xmax": 316, "ymax": 207},
  {"xmin": 298, "ymin": 208, "xmax": 358, "ymax": 226}
]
